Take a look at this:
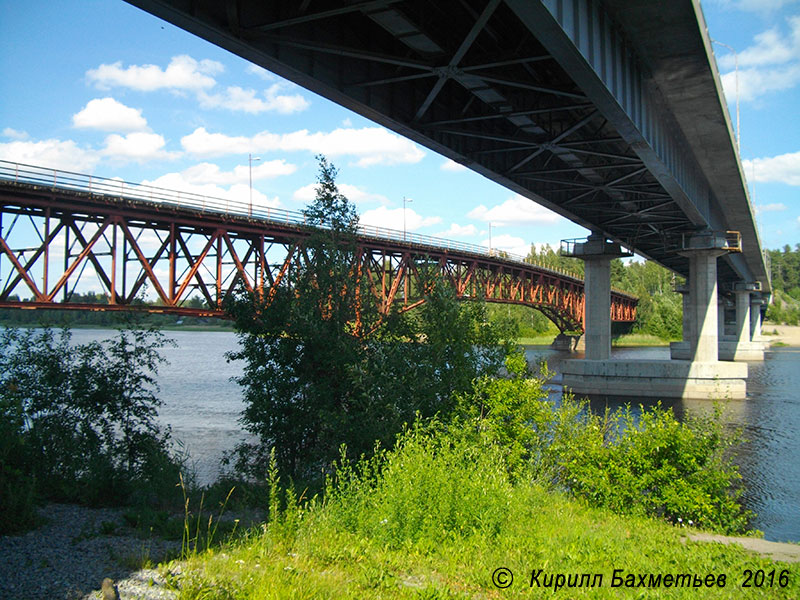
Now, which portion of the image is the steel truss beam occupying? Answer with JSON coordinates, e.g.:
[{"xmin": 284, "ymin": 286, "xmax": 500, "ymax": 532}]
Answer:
[{"xmin": 0, "ymin": 183, "xmax": 636, "ymax": 333}]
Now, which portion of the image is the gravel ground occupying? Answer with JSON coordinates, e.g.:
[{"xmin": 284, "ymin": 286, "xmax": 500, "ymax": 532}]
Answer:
[{"xmin": 0, "ymin": 504, "xmax": 180, "ymax": 600}]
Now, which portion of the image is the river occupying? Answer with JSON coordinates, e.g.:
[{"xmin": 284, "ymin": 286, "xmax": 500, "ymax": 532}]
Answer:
[{"xmin": 63, "ymin": 329, "xmax": 799, "ymax": 543}]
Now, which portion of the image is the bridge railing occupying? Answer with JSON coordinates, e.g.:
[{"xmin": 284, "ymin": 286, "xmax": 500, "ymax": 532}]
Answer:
[{"xmin": 0, "ymin": 159, "xmax": 592, "ymax": 283}]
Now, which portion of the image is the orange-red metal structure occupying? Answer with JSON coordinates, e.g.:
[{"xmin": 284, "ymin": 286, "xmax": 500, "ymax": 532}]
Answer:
[{"xmin": 0, "ymin": 162, "xmax": 636, "ymax": 332}]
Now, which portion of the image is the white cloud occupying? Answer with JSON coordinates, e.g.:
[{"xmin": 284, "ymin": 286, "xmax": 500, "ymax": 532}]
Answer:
[
  {"xmin": 87, "ymin": 55, "xmax": 223, "ymax": 92},
  {"xmin": 744, "ymin": 152, "xmax": 800, "ymax": 185},
  {"xmin": 441, "ymin": 159, "xmax": 467, "ymax": 172},
  {"xmin": 437, "ymin": 223, "xmax": 478, "ymax": 237},
  {"xmin": 181, "ymin": 126, "xmax": 425, "ymax": 166},
  {"xmin": 468, "ymin": 194, "xmax": 561, "ymax": 225},
  {"xmin": 481, "ymin": 233, "xmax": 531, "ymax": 257},
  {"xmin": 360, "ymin": 206, "xmax": 441, "ymax": 231},
  {"xmin": 2, "ymin": 128, "xmax": 29, "ymax": 140},
  {"xmin": 141, "ymin": 172, "xmax": 281, "ymax": 212},
  {"xmin": 723, "ymin": 64, "xmax": 800, "ymax": 102},
  {"xmin": 292, "ymin": 182, "xmax": 390, "ymax": 206},
  {"xmin": 245, "ymin": 64, "xmax": 275, "ymax": 80},
  {"xmin": 756, "ymin": 202, "xmax": 787, "ymax": 212},
  {"xmin": 180, "ymin": 128, "xmax": 248, "ymax": 157},
  {"xmin": 198, "ymin": 84, "xmax": 309, "ymax": 114},
  {"xmin": 710, "ymin": 0, "xmax": 800, "ymax": 14},
  {"xmin": 180, "ymin": 160, "xmax": 296, "ymax": 185},
  {"xmin": 101, "ymin": 132, "xmax": 180, "ymax": 163},
  {"xmin": 717, "ymin": 17, "xmax": 800, "ymax": 102},
  {"xmin": 0, "ymin": 138, "xmax": 100, "ymax": 172},
  {"xmin": 72, "ymin": 97, "xmax": 148, "ymax": 132},
  {"xmin": 85, "ymin": 56, "xmax": 308, "ymax": 115}
]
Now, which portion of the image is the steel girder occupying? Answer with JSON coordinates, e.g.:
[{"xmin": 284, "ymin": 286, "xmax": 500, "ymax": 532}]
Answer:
[
  {"xmin": 0, "ymin": 182, "xmax": 636, "ymax": 332},
  {"xmin": 122, "ymin": 0, "xmax": 768, "ymax": 292}
]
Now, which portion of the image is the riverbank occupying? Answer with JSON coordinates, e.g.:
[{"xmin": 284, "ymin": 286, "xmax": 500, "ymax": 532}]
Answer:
[
  {"xmin": 6, "ymin": 489, "xmax": 797, "ymax": 600},
  {"xmin": 518, "ymin": 332, "xmax": 673, "ymax": 347},
  {"xmin": 0, "ymin": 504, "xmax": 180, "ymax": 600},
  {"xmin": 763, "ymin": 324, "xmax": 800, "ymax": 347},
  {"xmin": 121, "ymin": 489, "xmax": 800, "ymax": 598}
]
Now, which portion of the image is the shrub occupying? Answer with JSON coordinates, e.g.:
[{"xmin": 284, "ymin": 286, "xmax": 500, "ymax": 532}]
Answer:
[
  {"xmin": 0, "ymin": 325, "xmax": 184, "ymax": 528},
  {"xmin": 453, "ymin": 367, "xmax": 752, "ymax": 535},
  {"xmin": 549, "ymin": 401, "xmax": 752, "ymax": 533}
]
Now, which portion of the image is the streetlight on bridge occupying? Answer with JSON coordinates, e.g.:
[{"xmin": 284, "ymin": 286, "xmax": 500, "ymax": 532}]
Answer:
[
  {"xmin": 403, "ymin": 196, "xmax": 412, "ymax": 241},
  {"xmin": 248, "ymin": 153, "xmax": 260, "ymax": 217},
  {"xmin": 711, "ymin": 38, "xmax": 740, "ymax": 152}
]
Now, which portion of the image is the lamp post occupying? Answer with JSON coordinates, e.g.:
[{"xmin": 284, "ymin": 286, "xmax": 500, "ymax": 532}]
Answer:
[
  {"xmin": 403, "ymin": 196, "xmax": 412, "ymax": 241},
  {"xmin": 711, "ymin": 38, "xmax": 740, "ymax": 152},
  {"xmin": 248, "ymin": 153, "xmax": 260, "ymax": 217},
  {"xmin": 489, "ymin": 222, "xmax": 493, "ymax": 255}
]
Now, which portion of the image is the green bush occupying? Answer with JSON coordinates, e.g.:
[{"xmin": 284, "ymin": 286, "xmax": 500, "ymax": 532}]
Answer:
[
  {"xmin": 225, "ymin": 157, "xmax": 512, "ymax": 483},
  {"xmin": 453, "ymin": 368, "xmax": 751, "ymax": 535},
  {"xmin": 549, "ymin": 401, "xmax": 751, "ymax": 533},
  {"xmin": 0, "ymin": 325, "xmax": 185, "ymax": 531}
]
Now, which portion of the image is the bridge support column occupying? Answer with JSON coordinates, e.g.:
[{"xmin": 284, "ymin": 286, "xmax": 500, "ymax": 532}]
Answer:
[
  {"xmin": 565, "ymin": 233, "xmax": 747, "ymax": 399},
  {"xmin": 584, "ymin": 252, "xmax": 613, "ymax": 360},
  {"xmin": 676, "ymin": 280, "xmax": 765, "ymax": 361},
  {"xmin": 685, "ymin": 248, "xmax": 725, "ymax": 362},
  {"xmin": 735, "ymin": 289, "xmax": 751, "ymax": 342},
  {"xmin": 721, "ymin": 285, "xmax": 765, "ymax": 360},
  {"xmin": 751, "ymin": 295, "xmax": 764, "ymax": 341}
]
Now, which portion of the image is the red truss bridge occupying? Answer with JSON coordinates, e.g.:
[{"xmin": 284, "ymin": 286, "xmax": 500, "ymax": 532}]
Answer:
[{"xmin": 0, "ymin": 161, "xmax": 636, "ymax": 333}]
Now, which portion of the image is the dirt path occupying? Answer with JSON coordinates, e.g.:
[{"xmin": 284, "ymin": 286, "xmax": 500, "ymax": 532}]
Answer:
[{"xmin": 687, "ymin": 533, "xmax": 800, "ymax": 563}]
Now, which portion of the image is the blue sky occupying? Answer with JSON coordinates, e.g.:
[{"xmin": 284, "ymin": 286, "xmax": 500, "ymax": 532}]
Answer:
[{"xmin": 1, "ymin": 0, "xmax": 798, "ymax": 259}]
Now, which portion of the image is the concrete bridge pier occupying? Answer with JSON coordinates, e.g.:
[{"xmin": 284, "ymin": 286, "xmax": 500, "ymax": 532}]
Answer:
[
  {"xmin": 751, "ymin": 295, "xmax": 765, "ymax": 341},
  {"xmin": 672, "ymin": 280, "xmax": 765, "ymax": 361},
  {"xmin": 723, "ymin": 284, "xmax": 765, "ymax": 360},
  {"xmin": 563, "ymin": 233, "xmax": 747, "ymax": 400}
]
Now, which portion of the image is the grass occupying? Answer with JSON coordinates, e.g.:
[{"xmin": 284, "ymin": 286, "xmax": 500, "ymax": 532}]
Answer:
[
  {"xmin": 163, "ymin": 484, "xmax": 799, "ymax": 599},
  {"xmin": 612, "ymin": 332, "xmax": 674, "ymax": 347},
  {"xmin": 517, "ymin": 334, "xmax": 558, "ymax": 345},
  {"xmin": 518, "ymin": 332, "xmax": 674, "ymax": 347},
  {"xmin": 158, "ymin": 426, "xmax": 800, "ymax": 599}
]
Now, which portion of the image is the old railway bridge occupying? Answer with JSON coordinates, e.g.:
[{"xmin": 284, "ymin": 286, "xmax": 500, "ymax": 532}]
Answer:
[{"xmin": 0, "ymin": 161, "xmax": 637, "ymax": 334}]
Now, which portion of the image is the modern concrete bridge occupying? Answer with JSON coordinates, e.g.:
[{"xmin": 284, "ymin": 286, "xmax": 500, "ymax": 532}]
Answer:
[{"xmin": 120, "ymin": 0, "xmax": 769, "ymax": 398}]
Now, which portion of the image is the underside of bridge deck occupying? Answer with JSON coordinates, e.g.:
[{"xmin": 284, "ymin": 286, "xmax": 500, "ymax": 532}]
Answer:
[{"xmin": 124, "ymin": 0, "xmax": 768, "ymax": 294}]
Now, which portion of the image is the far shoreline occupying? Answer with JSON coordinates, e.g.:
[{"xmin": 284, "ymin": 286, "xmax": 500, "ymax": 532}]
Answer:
[{"xmin": 3, "ymin": 321, "xmax": 799, "ymax": 347}]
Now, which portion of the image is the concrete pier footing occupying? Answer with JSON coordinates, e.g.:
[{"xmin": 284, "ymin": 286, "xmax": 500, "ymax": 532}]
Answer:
[
  {"xmin": 551, "ymin": 333, "xmax": 581, "ymax": 351},
  {"xmin": 561, "ymin": 359, "xmax": 748, "ymax": 400},
  {"xmin": 561, "ymin": 231, "xmax": 751, "ymax": 400},
  {"xmin": 670, "ymin": 340, "xmax": 765, "ymax": 361}
]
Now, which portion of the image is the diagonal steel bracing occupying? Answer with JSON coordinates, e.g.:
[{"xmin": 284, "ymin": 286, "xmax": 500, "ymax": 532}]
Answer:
[{"xmin": 0, "ymin": 177, "xmax": 636, "ymax": 332}]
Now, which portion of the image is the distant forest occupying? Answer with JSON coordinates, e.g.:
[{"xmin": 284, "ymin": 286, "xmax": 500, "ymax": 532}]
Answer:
[
  {"xmin": 0, "ymin": 292, "xmax": 233, "ymax": 329},
  {"xmin": 766, "ymin": 244, "xmax": 800, "ymax": 325}
]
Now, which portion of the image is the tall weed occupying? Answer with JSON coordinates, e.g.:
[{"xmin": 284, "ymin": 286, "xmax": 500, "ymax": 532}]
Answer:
[{"xmin": 324, "ymin": 421, "xmax": 512, "ymax": 549}]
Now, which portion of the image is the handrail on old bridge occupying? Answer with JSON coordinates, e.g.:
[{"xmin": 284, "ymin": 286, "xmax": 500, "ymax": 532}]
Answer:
[{"xmin": 0, "ymin": 160, "xmax": 637, "ymax": 330}]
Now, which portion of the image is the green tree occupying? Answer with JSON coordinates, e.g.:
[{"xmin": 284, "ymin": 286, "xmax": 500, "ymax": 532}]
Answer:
[{"xmin": 226, "ymin": 156, "xmax": 512, "ymax": 481}]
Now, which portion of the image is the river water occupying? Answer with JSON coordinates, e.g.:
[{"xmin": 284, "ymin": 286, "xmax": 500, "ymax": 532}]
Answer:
[{"xmin": 64, "ymin": 329, "xmax": 799, "ymax": 543}]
